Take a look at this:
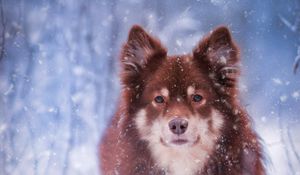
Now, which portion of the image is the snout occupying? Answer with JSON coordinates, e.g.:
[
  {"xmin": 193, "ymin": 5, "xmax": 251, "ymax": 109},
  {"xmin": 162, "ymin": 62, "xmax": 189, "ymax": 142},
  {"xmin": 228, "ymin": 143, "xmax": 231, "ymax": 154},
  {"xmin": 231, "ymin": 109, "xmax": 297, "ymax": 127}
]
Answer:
[{"xmin": 168, "ymin": 118, "xmax": 188, "ymax": 135}]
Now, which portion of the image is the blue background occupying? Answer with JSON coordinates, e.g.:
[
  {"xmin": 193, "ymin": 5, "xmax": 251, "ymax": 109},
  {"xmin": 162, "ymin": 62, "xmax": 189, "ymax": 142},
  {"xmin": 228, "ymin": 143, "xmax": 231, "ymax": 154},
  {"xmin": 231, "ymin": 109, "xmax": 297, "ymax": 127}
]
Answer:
[{"xmin": 0, "ymin": 0, "xmax": 299, "ymax": 174}]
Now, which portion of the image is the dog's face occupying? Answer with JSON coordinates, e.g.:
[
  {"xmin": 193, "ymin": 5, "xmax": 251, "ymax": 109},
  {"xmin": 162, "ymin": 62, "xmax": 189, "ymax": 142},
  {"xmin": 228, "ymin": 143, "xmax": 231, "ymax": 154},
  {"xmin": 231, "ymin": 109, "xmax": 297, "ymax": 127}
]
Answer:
[
  {"xmin": 135, "ymin": 56, "xmax": 224, "ymax": 149},
  {"xmin": 120, "ymin": 25, "xmax": 239, "ymax": 172}
]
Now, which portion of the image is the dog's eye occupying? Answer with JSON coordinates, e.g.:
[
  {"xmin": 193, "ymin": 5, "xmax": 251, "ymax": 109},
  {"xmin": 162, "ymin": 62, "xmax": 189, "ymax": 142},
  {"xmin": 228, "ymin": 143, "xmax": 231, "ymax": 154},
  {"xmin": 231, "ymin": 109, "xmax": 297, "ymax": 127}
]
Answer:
[
  {"xmin": 154, "ymin": 96, "xmax": 164, "ymax": 103},
  {"xmin": 192, "ymin": 94, "xmax": 203, "ymax": 102}
]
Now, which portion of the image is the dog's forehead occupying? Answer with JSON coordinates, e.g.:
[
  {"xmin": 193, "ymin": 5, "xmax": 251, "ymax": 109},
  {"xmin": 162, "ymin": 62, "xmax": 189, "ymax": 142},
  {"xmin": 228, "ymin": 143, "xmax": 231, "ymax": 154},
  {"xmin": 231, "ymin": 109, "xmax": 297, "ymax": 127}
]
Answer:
[{"xmin": 148, "ymin": 55, "xmax": 209, "ymax": 94}]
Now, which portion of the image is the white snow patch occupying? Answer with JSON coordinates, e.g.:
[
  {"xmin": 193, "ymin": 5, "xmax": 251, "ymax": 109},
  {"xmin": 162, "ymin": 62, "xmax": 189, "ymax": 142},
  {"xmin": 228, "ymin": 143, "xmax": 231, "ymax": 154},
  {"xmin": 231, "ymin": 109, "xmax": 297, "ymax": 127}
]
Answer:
[
  {"xmin": 261, "ymin": 116, "xmax": 267, "ymax": 122},
  {"xmin": 176, "ymin": 39, "xmax": 182, "ymax": 47},
  {"xmin": 23, "ymin": 106, "xmax": 28, "ymax": 111},
  {"xmin": 292, "ymin": 91, "xmax": 300, "ymax": 100},
  {"xmin": 73, "ymin": 66, "xmax": 85, "ymax": 76},
  {"xmin": 0, "ymin": 124, "xmax": 7, "ymax": 134},
  {"xmin": 272, "ymin": 78, "xmax": 282, "ymax": 85},
  {"xmin": 70, "ymin": 146, "xmax": 98, "ymax": 174},
  {"xmin": 280, "ymin": 95, "xmax": 288, "ymax": 102},
  {"xmin": 48, "ymin": 107, "xmax": 56, "ymax": 113},
  {"xmin": 210, "ymin": 0, "xmax": 225, "ymax": 6}
]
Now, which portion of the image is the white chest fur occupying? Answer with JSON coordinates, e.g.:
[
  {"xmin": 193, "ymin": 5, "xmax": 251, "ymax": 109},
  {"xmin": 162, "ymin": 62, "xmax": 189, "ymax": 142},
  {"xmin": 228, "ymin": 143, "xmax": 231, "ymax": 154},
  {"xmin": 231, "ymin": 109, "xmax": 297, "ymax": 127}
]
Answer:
[{"xmin": 149, "ymin": 143, "xmax": 209, "ymax": 175}]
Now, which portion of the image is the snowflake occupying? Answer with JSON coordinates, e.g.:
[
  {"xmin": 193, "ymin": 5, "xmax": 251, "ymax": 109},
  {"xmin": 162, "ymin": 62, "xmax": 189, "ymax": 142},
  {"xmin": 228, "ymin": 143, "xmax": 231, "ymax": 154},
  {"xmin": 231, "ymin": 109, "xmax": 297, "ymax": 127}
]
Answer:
[
  {"xmin": 272, "ymin": 78, "xmax": 282, "ymax": 85},
  {"xmin": 280, "ymin": 95, "xmax": 288, "ymax": 102}
]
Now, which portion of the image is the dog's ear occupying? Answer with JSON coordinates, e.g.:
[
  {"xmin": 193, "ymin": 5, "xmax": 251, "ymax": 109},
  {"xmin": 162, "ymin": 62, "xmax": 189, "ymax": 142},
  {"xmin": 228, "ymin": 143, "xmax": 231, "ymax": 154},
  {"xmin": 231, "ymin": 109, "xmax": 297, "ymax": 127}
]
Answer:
[
  {"xmin": 121, "ymin": 25, "xmax": 167, "ymax": 87},
  {"xmin": 193, "ymin": 26, "xmax": 240, "ymax": 91}
]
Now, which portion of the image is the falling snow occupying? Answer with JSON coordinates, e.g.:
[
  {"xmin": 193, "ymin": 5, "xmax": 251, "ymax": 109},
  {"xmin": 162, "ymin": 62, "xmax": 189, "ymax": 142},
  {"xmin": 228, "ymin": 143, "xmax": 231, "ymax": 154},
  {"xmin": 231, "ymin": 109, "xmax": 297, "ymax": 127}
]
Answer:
[
  {"xmin": 280, "ymin": 95, "xmax": 288, "ymax": 102},
  {"xmin": 0, "ymin": 0, "xmax": 299, "ymax": 175}
]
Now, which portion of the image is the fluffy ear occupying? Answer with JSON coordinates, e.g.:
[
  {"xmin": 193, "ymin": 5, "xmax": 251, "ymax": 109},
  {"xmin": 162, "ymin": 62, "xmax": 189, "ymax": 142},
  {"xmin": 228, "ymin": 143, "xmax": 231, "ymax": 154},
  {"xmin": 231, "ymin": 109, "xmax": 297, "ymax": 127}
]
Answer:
[
  {"xmin": 193, "ymin": 26, "xmax": 240, "ymax": 90},
  {"xmin": 121, "ymin": 25, "xmax": 167, "ymax": 87}
]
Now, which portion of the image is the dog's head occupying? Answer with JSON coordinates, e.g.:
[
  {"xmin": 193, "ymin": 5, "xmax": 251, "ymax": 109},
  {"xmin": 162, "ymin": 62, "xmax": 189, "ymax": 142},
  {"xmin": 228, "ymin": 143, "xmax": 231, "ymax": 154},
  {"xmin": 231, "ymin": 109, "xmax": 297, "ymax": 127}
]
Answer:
[{"xmin": 120, "ymin": 25, "xmax": 240, "ymax": 168}]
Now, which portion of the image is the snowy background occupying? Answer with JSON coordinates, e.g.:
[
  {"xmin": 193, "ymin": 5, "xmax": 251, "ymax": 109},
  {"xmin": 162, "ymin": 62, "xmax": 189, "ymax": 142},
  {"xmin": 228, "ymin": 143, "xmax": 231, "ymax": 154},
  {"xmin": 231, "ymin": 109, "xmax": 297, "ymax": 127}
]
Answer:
[{"xmin": 0, "ymin": 0, "xmax": 299, "ymax": 175}]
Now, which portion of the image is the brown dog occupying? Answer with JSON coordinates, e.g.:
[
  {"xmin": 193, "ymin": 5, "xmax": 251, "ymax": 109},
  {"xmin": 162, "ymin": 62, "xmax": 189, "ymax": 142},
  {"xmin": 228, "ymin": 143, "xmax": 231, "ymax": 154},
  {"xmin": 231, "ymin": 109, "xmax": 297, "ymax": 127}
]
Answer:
[{"xmin": 100, "ymin": 25, "xmax": 265, "ymax": 175}]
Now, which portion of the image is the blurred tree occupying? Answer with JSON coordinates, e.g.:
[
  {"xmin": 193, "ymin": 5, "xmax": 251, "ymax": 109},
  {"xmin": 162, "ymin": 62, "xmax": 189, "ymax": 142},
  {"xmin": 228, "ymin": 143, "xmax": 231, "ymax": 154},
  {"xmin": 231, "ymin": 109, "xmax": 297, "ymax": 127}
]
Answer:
[{"xmin": 279, "ymin": 0, "xmax": 300, "ymax": 73}]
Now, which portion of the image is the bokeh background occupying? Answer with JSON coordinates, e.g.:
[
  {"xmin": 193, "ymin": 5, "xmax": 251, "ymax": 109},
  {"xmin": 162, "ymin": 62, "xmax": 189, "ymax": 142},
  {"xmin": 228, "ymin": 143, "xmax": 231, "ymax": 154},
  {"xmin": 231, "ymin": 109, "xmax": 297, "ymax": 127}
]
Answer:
[{"xmin": 0, "ymin": 0, "xmax": 299, "ymax": 174}]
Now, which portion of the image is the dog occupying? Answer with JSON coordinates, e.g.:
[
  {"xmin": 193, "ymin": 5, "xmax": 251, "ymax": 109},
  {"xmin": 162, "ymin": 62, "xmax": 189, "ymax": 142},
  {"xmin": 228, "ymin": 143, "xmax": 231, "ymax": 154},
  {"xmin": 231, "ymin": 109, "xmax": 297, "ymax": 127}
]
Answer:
[{"xmin": 99, "ymin": 25, "xmax": 265, "ymax": 175}]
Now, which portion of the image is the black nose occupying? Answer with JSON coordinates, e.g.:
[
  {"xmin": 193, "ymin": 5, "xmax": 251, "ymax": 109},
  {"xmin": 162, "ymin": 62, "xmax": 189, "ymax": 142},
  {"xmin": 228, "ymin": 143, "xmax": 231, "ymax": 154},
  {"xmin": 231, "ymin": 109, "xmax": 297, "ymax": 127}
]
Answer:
[{"xmin": 168, "ymin": 118, "xmax": 188, "ymax": 135}]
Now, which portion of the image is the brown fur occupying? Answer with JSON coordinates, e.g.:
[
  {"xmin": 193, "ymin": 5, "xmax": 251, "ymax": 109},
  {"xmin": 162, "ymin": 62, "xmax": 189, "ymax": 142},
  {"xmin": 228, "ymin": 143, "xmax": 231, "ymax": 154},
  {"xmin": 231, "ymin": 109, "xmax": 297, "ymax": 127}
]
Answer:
[{"xmin": 99, "ymin": 25, "xmax": 265, "ymax": 175}]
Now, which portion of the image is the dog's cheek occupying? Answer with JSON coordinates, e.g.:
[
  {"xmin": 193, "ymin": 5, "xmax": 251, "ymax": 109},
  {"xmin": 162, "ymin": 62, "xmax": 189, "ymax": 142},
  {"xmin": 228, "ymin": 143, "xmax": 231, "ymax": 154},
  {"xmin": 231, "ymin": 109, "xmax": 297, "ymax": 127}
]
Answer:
[
  {"xmin": 210, "ymin": 109, "xmax": 224, "ymax": 134},
  {"xmin": 148, "ymin": 119, "xmax": 165, "ymax": 142},
  {"xmin": 135, "ymin": 109, "xmax": 149, "ymax": 139},
  {"xmin": 195, "ymin": 110, "xmax": 224, "ymax": 144},
  {"xmin": 198, "ymin": 118, "xmax": 210, "ymax": 141},
  {"xmin": 135, "ymin": 109, "xmax": 164, "ymax": 142},
  {"xmin": 205, "ymin": 109, "xmax": 225, "ymax": 141}
]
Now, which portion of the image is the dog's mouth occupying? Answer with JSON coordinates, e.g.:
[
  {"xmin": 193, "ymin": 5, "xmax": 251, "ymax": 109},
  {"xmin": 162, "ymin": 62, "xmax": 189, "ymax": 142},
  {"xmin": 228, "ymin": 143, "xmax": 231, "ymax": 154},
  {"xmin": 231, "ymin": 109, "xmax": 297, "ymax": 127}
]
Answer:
[
  {"xmin": 160, "ymin": 136, "xmax": 200, "ymax": 147},
  {"xmin": 172, "ymin": 139, "xmax": 189, "ymax": 145}
]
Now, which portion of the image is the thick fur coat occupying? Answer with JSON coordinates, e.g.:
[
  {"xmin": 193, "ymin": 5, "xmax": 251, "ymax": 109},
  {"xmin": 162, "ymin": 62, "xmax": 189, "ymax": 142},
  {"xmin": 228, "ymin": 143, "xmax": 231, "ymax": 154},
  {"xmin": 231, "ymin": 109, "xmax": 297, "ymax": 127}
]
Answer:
[{"xmin": 99, "ymin": 25, "xmax": 265, "ymax": 175}]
